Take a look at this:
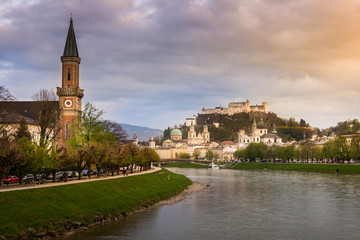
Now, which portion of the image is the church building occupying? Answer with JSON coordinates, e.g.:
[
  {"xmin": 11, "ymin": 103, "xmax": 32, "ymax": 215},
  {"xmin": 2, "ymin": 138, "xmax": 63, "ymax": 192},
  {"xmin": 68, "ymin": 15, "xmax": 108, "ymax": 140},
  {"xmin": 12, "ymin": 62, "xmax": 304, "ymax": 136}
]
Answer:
[
  {"xmin": 238, "ymin": 119, "xmax": 282, "ymax": 147},
  {"xmin": 187, "ymin": 123, "xmax": 210, "ymax": 145},
  {"xmin": 0, "ymin": 16, "xmax": 83, "ymax": 147}
]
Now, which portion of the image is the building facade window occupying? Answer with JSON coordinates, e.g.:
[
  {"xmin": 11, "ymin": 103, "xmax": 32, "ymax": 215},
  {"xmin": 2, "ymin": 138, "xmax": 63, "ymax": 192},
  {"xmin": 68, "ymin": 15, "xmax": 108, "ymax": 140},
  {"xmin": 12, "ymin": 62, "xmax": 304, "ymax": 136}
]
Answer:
[
  {"xmin": 65, "ymin": 121, "xmax": 71, "ymax": 140},
  {"xmin": 67, "ymin": 68, "xmax": 71, "ymax": 81}
]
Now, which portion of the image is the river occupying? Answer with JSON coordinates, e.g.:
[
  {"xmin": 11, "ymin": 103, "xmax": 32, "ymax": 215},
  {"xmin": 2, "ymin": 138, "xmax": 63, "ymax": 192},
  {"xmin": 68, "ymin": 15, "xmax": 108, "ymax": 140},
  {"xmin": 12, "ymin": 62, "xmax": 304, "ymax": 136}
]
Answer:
[{"xmin": 65, "ymin": 168, "xmax": 360, "ymax": 240}]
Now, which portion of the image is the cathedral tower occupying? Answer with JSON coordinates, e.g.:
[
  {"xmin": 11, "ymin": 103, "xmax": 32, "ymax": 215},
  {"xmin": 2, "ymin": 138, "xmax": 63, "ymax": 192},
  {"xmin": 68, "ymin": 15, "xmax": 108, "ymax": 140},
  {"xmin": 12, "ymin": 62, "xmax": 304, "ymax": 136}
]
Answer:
[
  {"xmin": 57, "ymin": 15, "xmax": 84, "ymax": 144},
  {"xmin": 203, "ymin": 124, "xmax": 210, "ymax": 143}
]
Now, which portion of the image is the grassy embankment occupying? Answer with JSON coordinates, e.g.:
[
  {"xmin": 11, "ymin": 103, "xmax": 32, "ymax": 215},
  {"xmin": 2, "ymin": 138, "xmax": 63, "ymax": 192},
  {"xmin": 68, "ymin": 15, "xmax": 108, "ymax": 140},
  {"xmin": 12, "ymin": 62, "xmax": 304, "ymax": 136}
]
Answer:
[
  {"xmin": 227, "ymin": 163, "xmax": 360, "ymax": 174},
  {"xmin": 164, "ymin": 162, "xmax": 209, "ymax": 168},
  {"xmin": 0, "ymin": 169, "xmax": 191, "ymax": 239}
]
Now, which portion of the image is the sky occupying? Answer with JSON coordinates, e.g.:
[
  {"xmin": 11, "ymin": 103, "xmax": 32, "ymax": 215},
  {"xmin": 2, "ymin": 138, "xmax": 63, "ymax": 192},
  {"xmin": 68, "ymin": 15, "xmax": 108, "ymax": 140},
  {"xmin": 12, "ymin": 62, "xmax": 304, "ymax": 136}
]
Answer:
[{"xmin": 1, "ymin": 0, "xmax": 360, "ymax": 130}]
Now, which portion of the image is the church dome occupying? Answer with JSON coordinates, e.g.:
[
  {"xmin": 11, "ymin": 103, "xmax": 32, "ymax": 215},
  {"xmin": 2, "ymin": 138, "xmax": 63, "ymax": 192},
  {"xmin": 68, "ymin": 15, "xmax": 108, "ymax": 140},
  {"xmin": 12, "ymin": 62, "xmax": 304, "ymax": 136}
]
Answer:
[{"xmin": 171, "ymin": 128, "xmax": 182, "ymax": 136}]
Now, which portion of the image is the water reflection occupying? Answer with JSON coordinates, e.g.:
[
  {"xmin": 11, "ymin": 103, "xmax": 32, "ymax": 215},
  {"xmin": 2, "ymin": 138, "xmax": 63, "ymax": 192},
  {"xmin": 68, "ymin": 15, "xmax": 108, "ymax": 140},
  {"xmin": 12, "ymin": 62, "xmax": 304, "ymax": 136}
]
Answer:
[{"xmin": 66, "ymin": 169, "xmax": 360, "ymax": 240}]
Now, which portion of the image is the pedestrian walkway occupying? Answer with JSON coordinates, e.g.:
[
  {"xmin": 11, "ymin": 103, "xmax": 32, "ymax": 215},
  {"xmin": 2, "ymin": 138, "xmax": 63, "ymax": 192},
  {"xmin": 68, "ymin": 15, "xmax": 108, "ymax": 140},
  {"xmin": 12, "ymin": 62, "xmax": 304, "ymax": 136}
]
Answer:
[{"xmin": 0, "ymin": 167, "xmax": 161, "ymax": 193}]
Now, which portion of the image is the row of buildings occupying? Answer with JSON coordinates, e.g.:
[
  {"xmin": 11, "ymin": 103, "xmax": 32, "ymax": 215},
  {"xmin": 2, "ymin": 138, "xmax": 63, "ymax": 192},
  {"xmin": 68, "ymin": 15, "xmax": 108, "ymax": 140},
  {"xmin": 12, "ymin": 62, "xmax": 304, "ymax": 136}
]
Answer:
[{"xmin": 142, "ymin": 118, "xmax": 283, "ymax": 160}]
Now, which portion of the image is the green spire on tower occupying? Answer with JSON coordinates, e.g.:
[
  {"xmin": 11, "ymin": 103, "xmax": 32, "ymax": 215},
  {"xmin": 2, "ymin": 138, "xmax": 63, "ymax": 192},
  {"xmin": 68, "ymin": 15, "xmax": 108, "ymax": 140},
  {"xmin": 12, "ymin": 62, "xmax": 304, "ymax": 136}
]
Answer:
[
  {"xmin": 63, "ymin": 14, "xmax": 79, "ymax": 57},
  {"xmin": 252, "ymin": 118, "xmax": 257, "ymax": 127},
  {"xmin": 272, "ymin": 124, "xmax": 278, "ymax": 134}
]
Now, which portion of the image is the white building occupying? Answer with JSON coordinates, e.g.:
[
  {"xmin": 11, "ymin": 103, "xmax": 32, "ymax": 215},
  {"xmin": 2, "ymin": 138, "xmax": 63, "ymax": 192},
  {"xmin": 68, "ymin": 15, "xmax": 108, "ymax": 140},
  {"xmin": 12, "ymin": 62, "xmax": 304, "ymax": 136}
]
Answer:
[
  {"xmin": 187, "ymin": 124, "xmax": 210, "ymax": 145},
  {"xmin": 185, "ymin": 116, "xmax": 197, "ymax": 127},
  {"xmin": 238, "ymin": 119, "xmax": 282, "ymax": 147}
]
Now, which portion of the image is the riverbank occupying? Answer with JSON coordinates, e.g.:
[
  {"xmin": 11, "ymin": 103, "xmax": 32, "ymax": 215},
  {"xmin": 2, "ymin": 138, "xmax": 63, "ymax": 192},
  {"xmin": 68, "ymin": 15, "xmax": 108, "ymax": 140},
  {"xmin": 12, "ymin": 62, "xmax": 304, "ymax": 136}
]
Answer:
[
  {"xmin": 164, "ymin": 162, "xmax": 209, "ymax": 168},
  {"xmin": 0, "ymin": 169, "xmax": 192, "ymax": 240},
  {"xmin": 227, "ymin": 162, "xmax": 360, "ymax": 174},
  {"xmin": 155, "ymin": 182, "xmax": 208, "ymax": 206}
]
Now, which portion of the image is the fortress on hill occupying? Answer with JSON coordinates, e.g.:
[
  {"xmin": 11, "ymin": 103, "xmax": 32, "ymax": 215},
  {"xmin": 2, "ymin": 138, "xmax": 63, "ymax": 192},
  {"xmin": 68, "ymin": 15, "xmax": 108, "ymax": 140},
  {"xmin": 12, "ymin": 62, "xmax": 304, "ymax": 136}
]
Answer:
[{"xmin": 201, "ymin": 100, "xmax": 268, "ymax": 115}]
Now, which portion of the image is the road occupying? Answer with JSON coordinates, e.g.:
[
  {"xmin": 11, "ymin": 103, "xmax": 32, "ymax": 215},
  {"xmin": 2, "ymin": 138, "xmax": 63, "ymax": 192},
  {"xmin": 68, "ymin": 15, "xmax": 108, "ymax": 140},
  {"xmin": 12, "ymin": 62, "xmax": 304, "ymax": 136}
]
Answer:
[{"xmin": 0, "ymin": 167, "xmax": 161, "ymax": 193}]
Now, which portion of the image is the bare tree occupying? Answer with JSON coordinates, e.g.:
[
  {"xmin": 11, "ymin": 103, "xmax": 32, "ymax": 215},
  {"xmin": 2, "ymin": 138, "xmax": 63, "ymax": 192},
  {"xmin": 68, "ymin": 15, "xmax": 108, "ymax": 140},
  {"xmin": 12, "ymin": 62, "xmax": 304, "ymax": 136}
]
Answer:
[
  {"xmin": 0, "ymin": 86, "xmax": 15, "ymax": 137},
  {"xmin": 104, "ymin": 120, "xmax": 128, "ymax": 143},
  {"xmin": 0, "ymin": 86, "xmax": 14, "ymax": 101},
  {"xmin": 32, "ymin": 89, "xmax": 61, "ymax": 147}
]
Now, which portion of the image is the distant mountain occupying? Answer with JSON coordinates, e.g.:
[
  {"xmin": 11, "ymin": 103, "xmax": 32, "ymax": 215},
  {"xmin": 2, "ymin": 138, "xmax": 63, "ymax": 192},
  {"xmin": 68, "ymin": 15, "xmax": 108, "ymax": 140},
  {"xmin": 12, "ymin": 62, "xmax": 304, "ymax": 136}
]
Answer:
[{"xmin": 119, "ymin": 123, "xmax": 163, "ymax": 142}]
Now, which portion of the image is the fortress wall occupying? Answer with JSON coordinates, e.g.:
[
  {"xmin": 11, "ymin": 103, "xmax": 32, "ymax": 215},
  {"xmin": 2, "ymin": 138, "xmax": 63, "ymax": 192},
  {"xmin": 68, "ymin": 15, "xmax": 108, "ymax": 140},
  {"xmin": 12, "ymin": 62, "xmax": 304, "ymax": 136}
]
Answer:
[
  {"xmin": 200, "ymin": 101, "xmax": 269, "ymax": 117},
  {"xmin": 202, "ymin": 109, "xmax": 222, "ymax": 114}
]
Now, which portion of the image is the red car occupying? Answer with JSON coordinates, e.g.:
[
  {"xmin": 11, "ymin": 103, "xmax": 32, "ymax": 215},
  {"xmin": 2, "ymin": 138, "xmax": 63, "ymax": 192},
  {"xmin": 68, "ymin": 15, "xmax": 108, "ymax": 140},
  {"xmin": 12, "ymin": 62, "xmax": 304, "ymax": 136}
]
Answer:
[{"xmin": 3, "ymin": 175, "xmax": 19, "ymax": 184}]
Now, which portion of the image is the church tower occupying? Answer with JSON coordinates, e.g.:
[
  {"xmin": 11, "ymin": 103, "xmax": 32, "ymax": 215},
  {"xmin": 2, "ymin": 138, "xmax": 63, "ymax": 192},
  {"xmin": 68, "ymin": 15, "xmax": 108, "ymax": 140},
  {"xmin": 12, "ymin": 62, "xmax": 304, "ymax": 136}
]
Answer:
[
  {"xmin": 203, "ymin": 124, "xmax": 210, "ymax": 143},
  {"xmin": 57, "ymin": 15, "xmax": 84, "ymax": 144},
  {"xmin": 188, "ymin": 123, "xmax": 196, "ymax": 139}
]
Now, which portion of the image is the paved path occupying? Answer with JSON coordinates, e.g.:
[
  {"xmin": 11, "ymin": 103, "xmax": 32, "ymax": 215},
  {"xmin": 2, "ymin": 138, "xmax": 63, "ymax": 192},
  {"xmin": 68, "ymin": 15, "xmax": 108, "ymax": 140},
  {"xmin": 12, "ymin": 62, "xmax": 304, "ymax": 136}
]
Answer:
[{"xmin": 0, "ymin": 167, "xmax": 161, "ymax": 193}]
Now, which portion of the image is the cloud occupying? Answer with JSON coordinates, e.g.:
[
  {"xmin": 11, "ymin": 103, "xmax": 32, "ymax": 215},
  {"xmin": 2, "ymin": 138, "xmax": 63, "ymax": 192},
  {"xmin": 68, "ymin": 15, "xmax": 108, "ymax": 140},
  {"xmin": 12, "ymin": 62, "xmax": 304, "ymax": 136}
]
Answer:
[{"xmin": 1, "ymin": 0, "xmax": 360, "ymax": 131}]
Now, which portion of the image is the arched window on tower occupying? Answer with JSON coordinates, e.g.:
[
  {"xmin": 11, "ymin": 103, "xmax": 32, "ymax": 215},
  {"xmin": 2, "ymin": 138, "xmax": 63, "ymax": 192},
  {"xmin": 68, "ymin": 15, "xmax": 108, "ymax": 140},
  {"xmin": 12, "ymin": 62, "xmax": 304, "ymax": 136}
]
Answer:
[
  {"xmin": 67, "ymin": 68, "xmax": 71, "ymax": 81},
  {"xmin": 65, "ymin": 121, "xmax": 72, "ymax": 140}
]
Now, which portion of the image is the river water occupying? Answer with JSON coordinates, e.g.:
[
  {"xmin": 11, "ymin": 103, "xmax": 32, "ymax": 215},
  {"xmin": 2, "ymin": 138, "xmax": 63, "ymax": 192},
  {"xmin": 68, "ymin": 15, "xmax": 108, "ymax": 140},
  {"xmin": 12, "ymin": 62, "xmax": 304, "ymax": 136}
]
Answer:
[{"xmin": 66, "ymin": 168, "xmax": 360, "ymax": 240}]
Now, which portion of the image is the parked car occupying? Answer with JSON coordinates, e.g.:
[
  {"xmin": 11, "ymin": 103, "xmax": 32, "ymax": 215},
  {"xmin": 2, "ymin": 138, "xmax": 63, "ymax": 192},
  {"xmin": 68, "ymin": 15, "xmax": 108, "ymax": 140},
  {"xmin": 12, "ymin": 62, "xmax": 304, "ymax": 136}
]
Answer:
[
  {"xmin": 91, "ymin": 169, "xmax": 98, "ymax": 176},
  {"xmin": 23, "ymin": 174, "xmax": 35, "ymax": 184},
  {"xmin": 82, "ymin": 169, "xmax": 89, "ymax": 176},
  {"xmin": 34, "ymin": 174, "xmax": 47, "ymax": 182},
  {"xmin": 3, "ymin": 175, "xmax": 19, "ymax": 184},
  {"xmin": 59, "ymin": 172, "xmax": 68, "ymax": 182},
  {"xmin": 71, "ymin": 171, "xmax": 79, "ymax": 178},
  {"xmin": 66, "ymin": 171, "xmax": 73, "ymax": 178},
  {"xmin": 47, "ymin": 172, "xmax": 64, "ymax": 181}
]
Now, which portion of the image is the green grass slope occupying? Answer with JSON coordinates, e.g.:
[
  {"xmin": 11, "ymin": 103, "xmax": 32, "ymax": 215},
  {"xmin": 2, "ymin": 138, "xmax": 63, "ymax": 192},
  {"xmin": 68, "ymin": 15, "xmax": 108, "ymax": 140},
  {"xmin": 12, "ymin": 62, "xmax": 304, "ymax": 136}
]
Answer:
[{"xmin": 0, "ymin": 169, "xmax": 191, "ymax": 239}]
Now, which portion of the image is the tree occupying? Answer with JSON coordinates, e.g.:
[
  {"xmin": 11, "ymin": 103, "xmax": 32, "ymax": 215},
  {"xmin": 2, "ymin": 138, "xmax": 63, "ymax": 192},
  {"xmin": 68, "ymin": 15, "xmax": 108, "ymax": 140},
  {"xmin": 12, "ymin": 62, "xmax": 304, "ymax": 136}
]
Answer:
[
  {"xmin": 12, "ymin": 120, "xmax": 39, "ymax": 184},
  {"xmin": 42, "ymin": 146, "xmax": 63, "ymax": 182},
  {"xmin": 14, "ymin": 118, "xmax": 32, "ymax": 140},
  {"xmin": 244, "ymin": 143, "xmax": 257, "ymax": 162},
  {"xmin": 256, "ymin": 142, "xmax": 268, "ymax": 161},
  {"xmin": 351, "ymin": 135, "xmax": 360, "ymax": 161},
  {"xmin": 267, "ymin": 145, "xmax": 280, "ymax": 163},
  {"xmin": 178, "ymin": 152, "xmax": 191, "ymax": 159},
  {"xmin": 91, "ymin": 143, "xmax": 111, "ymax": 177},
  {"xmin": 299, "ymin": 142, "xmax": 315, "ymax": 163},
  {"xmin": 68, "ymin": 102, "xmax": 115, "ymax": 178},
  {"xmin": 163, "ymin": 127, "xmax": 171, "ymax": 140},
  {"xmin": 121, "ymin": 143, "xmax": 140, "ymax": 171},
  {"xmin": 0, "ymin": 86, "xmax": 15, "ymax": 136},
  {"xmin": 142, "ymin": 148, "xmax": 160, "ymax": 170},
  {"xmin": 193, "ymin": 149, "xmax": 201, "ymax": 159},
  {"xmin": 281, "ymin": 145, "xmax": 295, "ymax": 163},
  {"xmin": 0, "ymin": 86, "xmax": 14, "ymax": 101},
  {"xmin": 0, "ymin": 137, "xmax": 16, "ymax": 186},
  {"xmin": 313, "ymin": 147, "xmax": 323, "ymax": 162},
  {"xmin": 134, "ymin": 150, "xmax": 147, "ymax": 172},
  {"xmin": 322, "ymin": 140, "xmax": 335, "ymax": 163},
  {"xmin": 205, "ymin": 150, "xmax": 214, "ymax": 160},
  {"xmin": 32, "ymin": 89, "xmax": 61, "ymax": 147},
  {"xmin": 12, "ymin": 137, "xmax": 38, "ymax": 184},
  {"xmin": 333, "ymin": 136, "xmax": 351, "ymax": 163},
  {"xmin": 104, "ymin": 121, "xmax": 128, "ymax": 143},
  {"xmin": 233, "ymin": 149, "xmax": 245, "ymax": 160},
  {"xmin": 63, "ymin": 145, "xmax": 92, "ymax": 180}
]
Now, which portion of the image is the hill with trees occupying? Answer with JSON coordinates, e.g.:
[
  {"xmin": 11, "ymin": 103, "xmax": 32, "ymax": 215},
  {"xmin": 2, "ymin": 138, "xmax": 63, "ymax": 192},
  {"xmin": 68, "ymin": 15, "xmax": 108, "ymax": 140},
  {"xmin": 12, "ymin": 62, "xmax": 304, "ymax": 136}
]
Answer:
[
  {"xmin": 321, "ymin": 119, "xmax": 360, "ymax": 136},
  {"xmin": 163, "ymin": 112, "xmax": 317, "ymax": 142}
]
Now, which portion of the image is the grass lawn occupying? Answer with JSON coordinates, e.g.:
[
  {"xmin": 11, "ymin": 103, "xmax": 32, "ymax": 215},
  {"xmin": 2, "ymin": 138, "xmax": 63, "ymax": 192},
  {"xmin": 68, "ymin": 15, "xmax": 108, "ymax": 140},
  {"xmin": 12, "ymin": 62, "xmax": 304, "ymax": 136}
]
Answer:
[
  {"xmin": 228, "ymin": 163, "xmax": 360, "ymax": 174},
  {"xmin": 164, "ymin": 162, "xmax": 209, "ymax": 168},
  {"xmin": 0, "ymin": 169, "xmax": 191, "ymax": 239}
]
